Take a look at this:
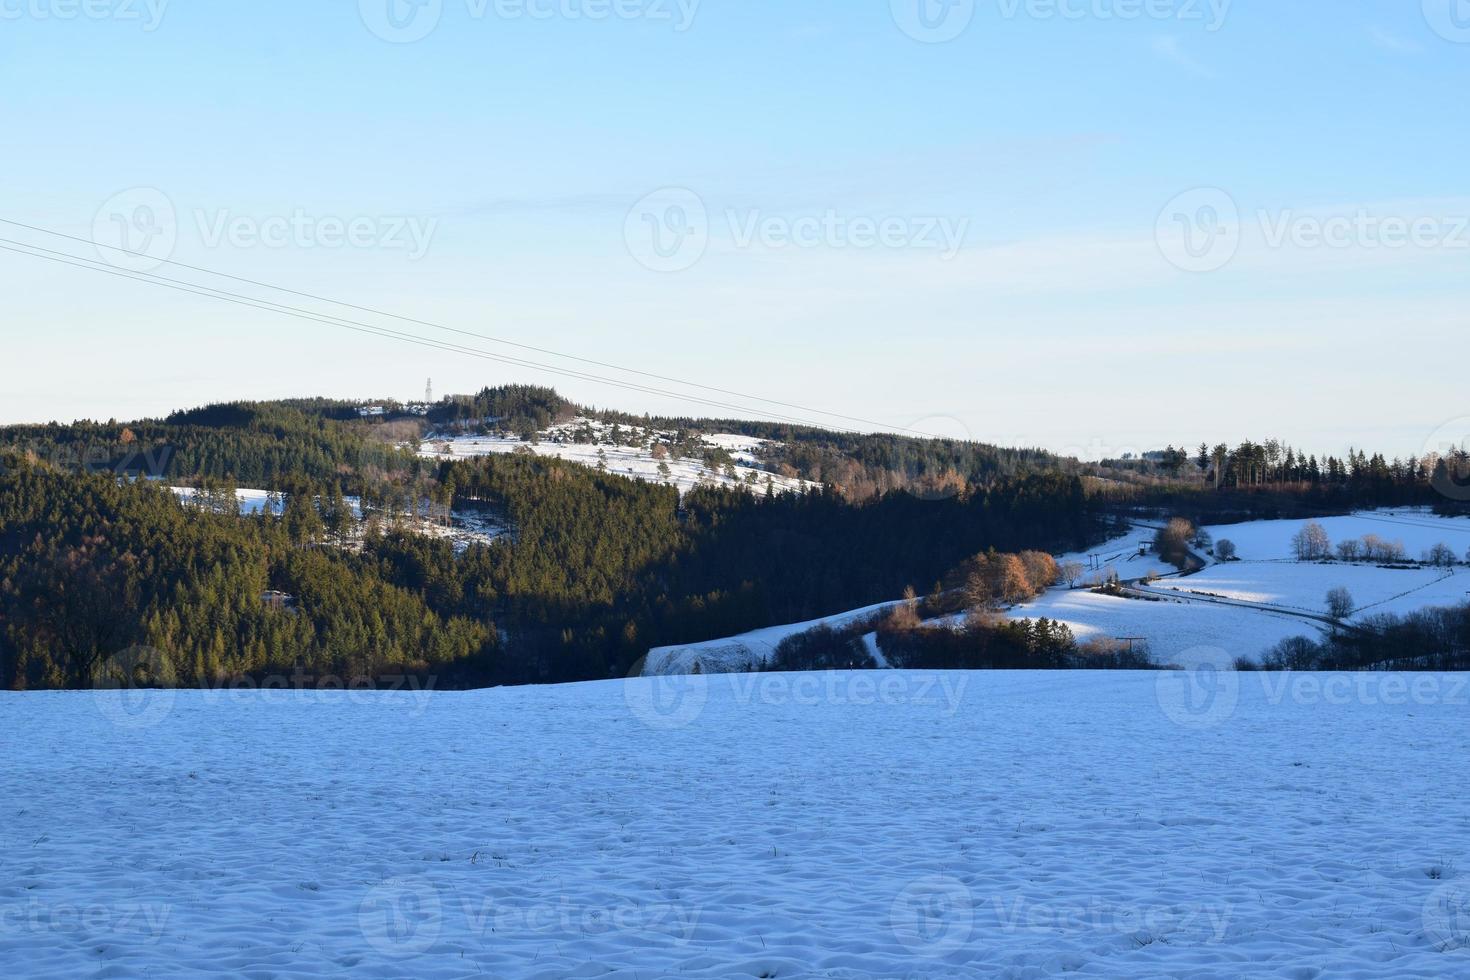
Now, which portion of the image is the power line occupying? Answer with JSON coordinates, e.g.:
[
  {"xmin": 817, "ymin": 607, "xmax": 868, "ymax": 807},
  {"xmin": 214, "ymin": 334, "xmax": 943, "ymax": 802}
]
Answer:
[
  {"xmin": 0, "ymin": 238, "xmax": 873, "ymax": 432},
  {"xmin": 0, "ymin": 217, "xmax": 945, "ymax": 438}
]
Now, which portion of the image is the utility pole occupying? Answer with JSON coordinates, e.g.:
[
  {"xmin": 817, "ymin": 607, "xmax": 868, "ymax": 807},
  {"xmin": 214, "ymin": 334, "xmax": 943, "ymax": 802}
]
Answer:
[{"xmin": 1117, "ymin": 637, "xmax": 1147, "ymax": 654}]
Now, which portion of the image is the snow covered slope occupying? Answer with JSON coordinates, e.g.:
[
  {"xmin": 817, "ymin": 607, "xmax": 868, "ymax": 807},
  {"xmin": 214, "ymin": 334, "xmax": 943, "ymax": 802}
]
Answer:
[
  {"xmin": 6, "ymin": 673, "xmax": 1470, "ymax": 978},
  {"xmin": 169, "ymin": 487, "xmax": 507, "ymax": 553},
  {"xmin": 641, "ymin": 510, "xmax": 1470, "ymax": 674},
  {"xmin": 1004, "ymin": 588, "xmax": 1320, "ymax": 668},
  {"xmin": 1148, "ymin": 562, "xmax": 1470, "ymax": 621},
  {"xmin": 642, "ymin": 601, "xmax": 903, "ymax": 676},
  {"xmin": 420, "ymin": 417, "xmax": 814, "ymax": 495},
  {"xmin": 1203, "ymin": 509, "xmax": 1470, "ymax": 563}
]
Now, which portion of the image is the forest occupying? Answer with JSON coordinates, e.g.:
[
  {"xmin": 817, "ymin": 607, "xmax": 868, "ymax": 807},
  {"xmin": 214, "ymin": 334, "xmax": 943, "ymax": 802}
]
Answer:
[
  {"xmin": 0, "ymin": 392, "xmax": 1099, "ymax": 690},
  {"xmin": 2, "ymin": 387, "xmax": 1466, "ymax": 691}
]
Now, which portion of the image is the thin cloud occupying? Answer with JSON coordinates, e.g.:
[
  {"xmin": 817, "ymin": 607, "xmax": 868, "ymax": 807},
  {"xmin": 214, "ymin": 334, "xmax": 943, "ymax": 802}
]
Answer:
[
  {"xmin": 1368, "ymin": 26, "xmax": 1421, "ymax": 54},
  {"xmin": 1152, "ymin": 36, "xmax": 1216, "ymax": 79}
]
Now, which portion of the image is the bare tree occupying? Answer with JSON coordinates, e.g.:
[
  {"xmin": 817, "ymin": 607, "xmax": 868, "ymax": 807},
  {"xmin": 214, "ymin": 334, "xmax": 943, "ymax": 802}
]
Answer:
[
  {"xmin": 1326, "ymin": 587, "xmax": 1355, "ymax": 621},
  {"xmin": 1425, "ymin": 543, "xmax": 1457, "ymax": 568},
  {"xmin": 1059, "ymin": 560, "xmax": 1086, "ymax": 589},
  {"xmin": 1292, "ymin": 521, "xmax": 1331, "ymax": 561},
  {"xmin": 1215, "ymin": 539, "xmax": 1237, "ymax": 561}
]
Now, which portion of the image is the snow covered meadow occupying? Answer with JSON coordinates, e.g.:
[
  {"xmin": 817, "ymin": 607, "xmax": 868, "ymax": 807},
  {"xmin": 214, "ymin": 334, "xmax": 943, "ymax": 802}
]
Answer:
[
  {"xmin": 419, "ymin": 417, "xmax": 814, "ymax": 496},
  {"xmin": 5, "ymin": 671, "xmax": 1470, "ymax": 978},
  {"xmin": 645, "ymin": 509, "xmax": 1470, "ymax": 676}
]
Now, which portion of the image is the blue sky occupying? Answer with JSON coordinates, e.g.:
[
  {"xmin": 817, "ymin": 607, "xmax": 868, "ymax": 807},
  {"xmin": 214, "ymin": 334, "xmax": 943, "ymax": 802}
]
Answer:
[{"xmin": 2, "ymin": 0, "xmax": 1467, "ymax": 459}]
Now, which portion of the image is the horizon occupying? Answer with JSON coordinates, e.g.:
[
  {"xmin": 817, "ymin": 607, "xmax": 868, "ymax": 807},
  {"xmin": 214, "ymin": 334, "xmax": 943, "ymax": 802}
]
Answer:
[
  {"xmin": 3, "ymin": 1, "xmax": 1468, "ymax": 460},
  {"xmin": 0, "ymin": 382, "xmax": 1444, "ymax": 468}
]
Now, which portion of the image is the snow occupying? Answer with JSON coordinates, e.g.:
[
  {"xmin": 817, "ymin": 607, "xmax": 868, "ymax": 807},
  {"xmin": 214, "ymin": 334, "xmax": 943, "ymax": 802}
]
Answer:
[
  {"xmin": 6, "ymin": 673, "xmax": 1470, "ymax": 978},
  {"xmin": 640, "ymin": 510, "xmax": 1470, "ymax": 675},
  {"xmin": 1005, "ymin": 587, "xmax": 1321, "ymax": 669},
  {"xmin": 170, "ymin": 487, "xmax": 284, "ymax": 516},
  {"xmin": 642, "ymin": 601, "xmax": 904, "ymax": 676},
  {"xmin": 169, "ymin": 488, "xmax": 506, "ymax": 553},
  {"xmin": 1203, "ymin": 509, "xmax": 1470, "ymax": 563},
  {"xmin": 1053, "ymin": 523, "xmax": 1164, "ymax": 584},
  {"xmin": 1149, "ymin": 562, "xmax": 1470, "ymax": 622},
  {"xmin": 419, "ymin": 417, "xmax": 813, "ymax": 496}
]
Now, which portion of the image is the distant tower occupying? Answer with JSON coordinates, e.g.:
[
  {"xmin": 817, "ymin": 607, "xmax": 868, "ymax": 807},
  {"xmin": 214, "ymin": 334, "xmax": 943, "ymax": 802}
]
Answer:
[{"xmin": 425, "ymin": 378, "xmax": 433, "ymax": 404}]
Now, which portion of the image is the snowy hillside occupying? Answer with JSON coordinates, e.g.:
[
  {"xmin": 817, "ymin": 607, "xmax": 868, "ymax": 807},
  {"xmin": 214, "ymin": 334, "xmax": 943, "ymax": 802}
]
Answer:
[
  {"xmin": 419, "ymin": 417, "xmax": 814, "ymax": 495},
  {"xmin": 170, "ymin": 487, "xmax": 507, "ymax": 553},
  {"xmin": 1201, "ymin": 509, "xmax": 1470, "ymax": 563},
  {"xmin": 642, "ymin": 510, "xmax": 1470, "ymax": 674},
  {"xmin": 1148, "ymin": 562, "xmax": 1470, "ymax": 621},
  {"xmin": 643, "ymin": 601, "xmax": 905, "ymax": 676},
  {"xmin": 1005, "ymin": 588, "xmax": 1318, "ymax": 669},
  {"xmin": 7, "ymin": 673, "xmax": 1470, "ymax": 978}
]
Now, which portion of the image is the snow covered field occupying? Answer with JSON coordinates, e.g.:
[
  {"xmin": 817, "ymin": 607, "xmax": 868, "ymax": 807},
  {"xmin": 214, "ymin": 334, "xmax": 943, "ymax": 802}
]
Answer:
[
  {"xmin": 6, "ymin": 673, "xmax": 1470, "ymax": 978},
  {"xmin": 420, "ymin": 417, "xmax": 813, "ymax": 496},
  {"xmin": 1149, "ymin": 563, "xmax": 1470, "ymax": 621},
  {"xmin": 1202, "ymin": 509, "xmax": 1470, "ymax": 563},
  {"xmin": 1005, "ymin": 588, "xmax": 1319, "ymax": 669},
  {"xmin": 644, "ymin": 511, "xmax": 1470, "ymax": 675}
]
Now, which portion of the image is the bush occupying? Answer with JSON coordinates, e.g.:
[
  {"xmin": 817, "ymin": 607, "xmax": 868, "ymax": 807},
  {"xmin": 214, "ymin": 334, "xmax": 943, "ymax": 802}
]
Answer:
[
  {"xmin": 1262, "ymin": 636, "xmax": 1324, "ymax": 671},
  {"xmin": 768, "ymin": 625, "xmax": 877, "ymax": 673},
  {"xmin": 1076, "ymin": 637, "xmax": 1157, "ymax": 669},
  {"xmin": 1153, "ymin": 518, "xmax": 1197, "ymax": 570}
]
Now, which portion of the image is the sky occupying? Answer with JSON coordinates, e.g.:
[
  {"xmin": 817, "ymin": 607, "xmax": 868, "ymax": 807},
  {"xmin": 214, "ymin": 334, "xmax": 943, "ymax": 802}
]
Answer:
[{"xmin": 1, "ymin": 0, "xmax": 1467, "ymax": 461}]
